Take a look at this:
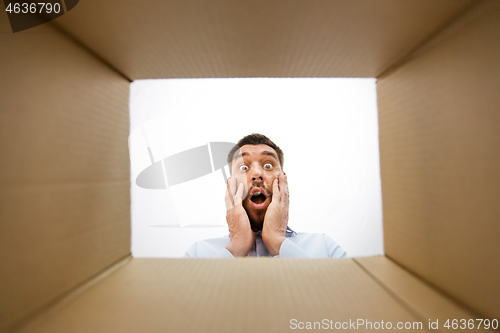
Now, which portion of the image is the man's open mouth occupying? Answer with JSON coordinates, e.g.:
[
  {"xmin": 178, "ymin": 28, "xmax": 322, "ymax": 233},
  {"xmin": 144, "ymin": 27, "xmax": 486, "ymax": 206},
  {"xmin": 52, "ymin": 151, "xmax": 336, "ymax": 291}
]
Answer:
[{"xmin": 249, "ymin": 188, "xmax": 269, "ymax": 209}]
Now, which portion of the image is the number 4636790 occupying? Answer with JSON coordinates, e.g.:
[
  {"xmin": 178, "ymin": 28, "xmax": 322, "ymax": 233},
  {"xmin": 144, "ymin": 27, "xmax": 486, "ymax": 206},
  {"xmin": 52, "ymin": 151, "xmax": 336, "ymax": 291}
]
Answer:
[
  {"xmin": 5, "ymin": 2, "xmax": 61, "ymax": 14},
  {"xmin": 444, "ymin": 318, "xmax": 498, "ymax": 330}
]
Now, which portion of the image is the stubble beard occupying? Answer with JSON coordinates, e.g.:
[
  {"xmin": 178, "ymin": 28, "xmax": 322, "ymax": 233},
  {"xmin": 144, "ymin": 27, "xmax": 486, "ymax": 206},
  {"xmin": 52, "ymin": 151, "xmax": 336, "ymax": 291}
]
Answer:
[
  {"xmin": 242, "ymin": 181, "xmax": 272, "ymax": 232},
  {"xmin": 244, "ymin": 205, "xmax": 267, "ymax": 232}
]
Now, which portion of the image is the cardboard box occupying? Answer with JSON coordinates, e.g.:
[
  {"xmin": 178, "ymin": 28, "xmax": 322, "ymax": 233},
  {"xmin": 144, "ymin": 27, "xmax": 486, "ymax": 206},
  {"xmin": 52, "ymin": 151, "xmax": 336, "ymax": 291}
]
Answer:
[{"xmin": 1, "ymin": 0, "xmax": 498, "ymax": 332}]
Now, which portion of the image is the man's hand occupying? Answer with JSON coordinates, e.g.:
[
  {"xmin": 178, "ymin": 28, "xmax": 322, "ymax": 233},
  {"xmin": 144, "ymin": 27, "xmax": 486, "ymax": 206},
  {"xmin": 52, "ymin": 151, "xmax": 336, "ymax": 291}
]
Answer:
[
  {"xmin": 262, "ymin": 173, "xmax": 289, "ymax": 256},
  {"xmin": 225, "ymin": 177, "xmax": 255, "ymax": 257}
]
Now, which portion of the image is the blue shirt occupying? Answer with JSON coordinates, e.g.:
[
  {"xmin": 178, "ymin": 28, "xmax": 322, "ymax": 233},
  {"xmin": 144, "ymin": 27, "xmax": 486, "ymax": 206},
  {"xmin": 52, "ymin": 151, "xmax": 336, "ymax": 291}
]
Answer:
[{"xmin": 182, "ymin": 227, "xmax": 347, "ymax": 258}]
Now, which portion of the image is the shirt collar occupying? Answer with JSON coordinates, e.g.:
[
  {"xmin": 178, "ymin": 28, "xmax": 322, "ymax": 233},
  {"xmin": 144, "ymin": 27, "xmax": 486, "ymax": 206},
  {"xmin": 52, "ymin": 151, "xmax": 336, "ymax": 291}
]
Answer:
[
  {"xmin": 285, "ymin": 226, "xmax": 297, "ymax": 236},
  {"xmin": 226, "ymin": 226, "xmax": 297, "ymax": 238},
  {"xmin": 254, "ymin": 226, "xmax": 297, "ymax": 237}
]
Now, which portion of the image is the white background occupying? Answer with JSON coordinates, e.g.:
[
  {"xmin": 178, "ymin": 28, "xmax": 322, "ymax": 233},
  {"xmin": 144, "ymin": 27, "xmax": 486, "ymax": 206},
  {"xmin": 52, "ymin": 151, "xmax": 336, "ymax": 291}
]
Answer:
[{"xmin": 129, "ymin": 78, "xmax": 383, "ymax": 257}]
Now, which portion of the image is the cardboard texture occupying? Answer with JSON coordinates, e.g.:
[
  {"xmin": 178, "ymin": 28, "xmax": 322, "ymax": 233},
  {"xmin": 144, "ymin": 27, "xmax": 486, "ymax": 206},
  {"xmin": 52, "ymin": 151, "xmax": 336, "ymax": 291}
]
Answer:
[
  {"xmin": 19, "ymin": 258, "xmax": 430, "ymax": 333},
  {"xmin": 1, "ymin": 0, "xmax": 499, "ymax": 332},
  {"xmin": 52, "ymin": 0, "xmax": 476, "ymax": 79},
  {"xmin": 354, "ymin": 257, "xmax": 488, "ymax": 331},
  {"xmin": 377, "ymin": 0, "xmax": 500, "ymax": 319},
  {"xmin": 0, "ymin": 11, "xmax": 131, "ymax": 332}
]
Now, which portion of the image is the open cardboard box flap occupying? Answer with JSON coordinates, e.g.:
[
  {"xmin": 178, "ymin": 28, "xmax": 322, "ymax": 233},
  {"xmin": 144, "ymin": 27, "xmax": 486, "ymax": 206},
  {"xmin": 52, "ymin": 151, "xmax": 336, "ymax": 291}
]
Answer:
[{"xmin": 1, "ymin": 0, "xmax": 498, "ymax": 332}]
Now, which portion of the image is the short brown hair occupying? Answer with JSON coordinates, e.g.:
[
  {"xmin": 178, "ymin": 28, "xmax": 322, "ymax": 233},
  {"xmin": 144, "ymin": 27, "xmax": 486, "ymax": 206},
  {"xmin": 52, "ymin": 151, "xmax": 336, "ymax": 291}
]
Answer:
[{"xmin": 227, "ymin": 133, "xmax": 284, "ymax": 173}]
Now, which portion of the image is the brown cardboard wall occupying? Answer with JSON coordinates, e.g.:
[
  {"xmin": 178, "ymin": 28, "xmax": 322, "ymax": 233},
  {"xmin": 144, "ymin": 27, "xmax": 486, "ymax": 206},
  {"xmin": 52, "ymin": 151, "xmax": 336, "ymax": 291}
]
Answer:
[
  {"xmin": 1, "ymin": 0, "xmax": 498, "ymax": 331},
  {"xmin": 377, "ymin": 0, "xmax": 500, "ymax": 319},
  {"xmin": 53, "ymin": 0, "xmax": 476, "ymax": 80},
  {"xmin": 18, "ymin": 258, "xmax": 425, "ymax": 333},
  {"xmin": 0, "ymin": 13, "xmax": 131, "ymax": 332},
  {"xmin": 354, "ymin": 257, "xmax": 479, "ymax": 325}
]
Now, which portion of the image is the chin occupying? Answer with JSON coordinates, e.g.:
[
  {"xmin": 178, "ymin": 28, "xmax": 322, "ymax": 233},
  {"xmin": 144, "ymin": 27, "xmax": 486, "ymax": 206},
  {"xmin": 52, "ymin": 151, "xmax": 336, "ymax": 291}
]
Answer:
[{"xmin": 243, "ymin": 203, "xmax": 267, "ymax": 231}]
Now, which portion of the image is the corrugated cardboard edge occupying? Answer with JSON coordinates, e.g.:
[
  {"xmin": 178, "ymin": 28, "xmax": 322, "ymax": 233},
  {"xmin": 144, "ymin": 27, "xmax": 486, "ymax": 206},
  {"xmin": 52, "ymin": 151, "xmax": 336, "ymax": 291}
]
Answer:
[
  {"xmin": 354, "ymin": 256, "xmax": 490, "ymax": 332},
  {"xmin": 16, "ymin": 257, "xmax": 495, "ymax": 333},
  {"xmin": 0, "ymin": 12, "xmax": 131, "ymax": 331},
  {"xmin": 377, "ymin": 0, "xmax": 485, "ymax": 79},
  {"xmin": 51, "ymin": 0, "xmax": 477, "ymax": 79},
  {"xmin": 9, "ymin": 256, "xmax": 131, "ymax": 333},
  {"xmin": 377, "ymin": 0, "xmax": 500, "ymax": 319},
  {"xmin": 16, "ymin": 258, "xmax": 430, "ymax": 333}
]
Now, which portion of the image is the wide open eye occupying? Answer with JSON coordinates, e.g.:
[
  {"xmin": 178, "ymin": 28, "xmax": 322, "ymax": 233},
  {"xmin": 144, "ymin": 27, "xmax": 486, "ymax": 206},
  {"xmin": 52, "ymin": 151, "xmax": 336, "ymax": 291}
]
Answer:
[
  {"xmin": 240, "ymin": 165, "xmax": 249, "ymax": 171},
  {"xmin": 263, "ymin": 163, "xmax": 273, "ymax": 170}
]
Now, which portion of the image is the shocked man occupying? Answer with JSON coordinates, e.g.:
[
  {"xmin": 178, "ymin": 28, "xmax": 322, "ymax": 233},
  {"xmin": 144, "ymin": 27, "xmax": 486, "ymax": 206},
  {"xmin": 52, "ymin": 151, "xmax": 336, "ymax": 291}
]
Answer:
[{"xmin": 183, "ymin": 133, "xmax": 347, "ymax": 258}]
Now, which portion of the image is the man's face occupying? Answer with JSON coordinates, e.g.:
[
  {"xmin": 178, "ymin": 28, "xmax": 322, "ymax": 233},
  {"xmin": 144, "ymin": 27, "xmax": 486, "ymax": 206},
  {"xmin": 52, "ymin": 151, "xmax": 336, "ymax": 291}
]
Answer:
[{"xmin": 230, "ymin": 144, "xmax": 282, "ymax": 231}]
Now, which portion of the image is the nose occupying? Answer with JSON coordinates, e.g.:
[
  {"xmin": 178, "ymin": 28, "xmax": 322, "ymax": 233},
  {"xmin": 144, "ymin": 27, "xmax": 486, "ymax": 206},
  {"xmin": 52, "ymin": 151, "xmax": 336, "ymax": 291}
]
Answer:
[{"xmin": 250, "ymin": 164, "xmax": 263, "ymax": 182}]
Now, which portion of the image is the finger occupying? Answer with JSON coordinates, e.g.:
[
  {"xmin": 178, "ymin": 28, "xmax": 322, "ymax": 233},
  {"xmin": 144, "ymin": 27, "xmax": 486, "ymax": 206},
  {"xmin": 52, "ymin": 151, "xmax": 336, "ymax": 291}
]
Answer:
[
  {"xmin": 229, "ymin": 177, "xmax": 237, "ymax": 196},
  {"xmin": 226, "ymin": 179, "xmax": 235, "ymax": 206},
  {"xmin": 234, "ymin": 183, "xmax": 244, "ymax": 206},
  {"xmin": 272, "ymin": 178, "xmax": 281, "ymax": 202},
  {"xmin": 225, "ymin": 188, "xmax": 234, "ymax": 210},
  {"xmin": 281, "ymin": 173, "xmax": 289, "ymax": 204}
]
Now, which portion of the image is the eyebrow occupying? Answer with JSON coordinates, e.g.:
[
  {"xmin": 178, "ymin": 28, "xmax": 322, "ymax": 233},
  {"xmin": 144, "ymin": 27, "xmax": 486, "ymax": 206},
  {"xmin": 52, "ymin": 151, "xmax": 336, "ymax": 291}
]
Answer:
[{"xmin": 234, "ymin": 150, "xmax": 279, "ymax": 162}]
